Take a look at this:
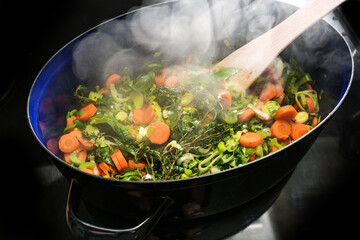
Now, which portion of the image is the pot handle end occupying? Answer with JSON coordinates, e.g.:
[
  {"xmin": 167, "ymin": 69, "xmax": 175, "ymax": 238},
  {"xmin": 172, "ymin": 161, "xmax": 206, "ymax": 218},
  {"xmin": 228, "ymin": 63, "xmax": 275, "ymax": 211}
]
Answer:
[{"xmin": 66, "ymin": 179, "xmax": 173, "ymax": 240}]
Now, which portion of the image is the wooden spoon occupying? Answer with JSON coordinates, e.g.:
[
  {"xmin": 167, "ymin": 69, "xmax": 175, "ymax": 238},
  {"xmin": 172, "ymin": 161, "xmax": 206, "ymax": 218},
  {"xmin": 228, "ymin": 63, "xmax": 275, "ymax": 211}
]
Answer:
[{"xmin": 215, "ymin": 0, "xmax": 346, "ymax": 94}]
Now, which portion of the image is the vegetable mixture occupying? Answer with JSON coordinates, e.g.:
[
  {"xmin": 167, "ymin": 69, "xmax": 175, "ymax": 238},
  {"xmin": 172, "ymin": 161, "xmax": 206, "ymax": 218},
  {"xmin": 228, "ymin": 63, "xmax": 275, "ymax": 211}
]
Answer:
[{"xmin": 58, "ymin": 57, "xmax": 320, "ymax": 181}]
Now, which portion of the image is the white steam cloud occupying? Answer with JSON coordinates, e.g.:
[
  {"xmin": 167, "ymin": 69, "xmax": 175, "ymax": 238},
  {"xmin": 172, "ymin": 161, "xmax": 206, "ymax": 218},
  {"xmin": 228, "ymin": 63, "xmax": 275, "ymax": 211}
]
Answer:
[{"xmin": 72, "ymin": 0, "xmax": 337, "ymax": 84}]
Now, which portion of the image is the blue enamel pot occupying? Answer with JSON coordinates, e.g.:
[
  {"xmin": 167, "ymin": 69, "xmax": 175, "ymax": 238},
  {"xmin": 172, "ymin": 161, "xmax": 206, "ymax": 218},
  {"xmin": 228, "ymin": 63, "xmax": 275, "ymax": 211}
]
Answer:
[{"xmin": 27, "ymin": 0, "xmax": 353, "ymax": 238}]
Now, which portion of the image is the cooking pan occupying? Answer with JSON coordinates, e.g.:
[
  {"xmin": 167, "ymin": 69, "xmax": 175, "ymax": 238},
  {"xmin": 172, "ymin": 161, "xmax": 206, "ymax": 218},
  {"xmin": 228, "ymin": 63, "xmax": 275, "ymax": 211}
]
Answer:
[{"xmin": 27, "ymin": 0, "xmax": 354, "ymax": 238}]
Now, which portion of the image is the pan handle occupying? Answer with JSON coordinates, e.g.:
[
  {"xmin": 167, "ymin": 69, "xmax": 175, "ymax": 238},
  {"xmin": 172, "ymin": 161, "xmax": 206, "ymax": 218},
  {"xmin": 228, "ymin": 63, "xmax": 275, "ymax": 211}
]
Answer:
[{"xmin": 65, "ymin": 179, "xmax": 173, "ymax": 240}]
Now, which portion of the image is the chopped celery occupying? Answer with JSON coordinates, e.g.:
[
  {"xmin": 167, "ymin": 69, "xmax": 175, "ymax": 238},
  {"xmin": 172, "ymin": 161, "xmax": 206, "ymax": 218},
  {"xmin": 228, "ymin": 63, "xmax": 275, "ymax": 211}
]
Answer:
[
  {"xmin": 70, "ymin": 150, "xmax": 84, "ymax": 166},
  {"xmin": 78, "ymin": 162, "xmax": 95, "ymax": 170},
  {"xmin": 116, "ymin": 111, "xmax": 128, "ymax": 121},
  {"xmin": 88, "ymin": 91, "xmax": 103, "ymax": 102},
  {"xmin": 180, "ymin": 92, "xmax": 194, "ymax": 106},
  {"xmin": 129, "ymin": 91, "xmax": 144, "ymax": 109}
]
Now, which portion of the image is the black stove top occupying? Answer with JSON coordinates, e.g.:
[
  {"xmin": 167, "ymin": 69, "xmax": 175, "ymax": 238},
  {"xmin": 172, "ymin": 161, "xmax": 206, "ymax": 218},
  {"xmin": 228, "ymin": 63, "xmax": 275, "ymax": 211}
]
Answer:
[{"xmin": 1, "ymin": 0, "xmax": 360, "ymax": 239}]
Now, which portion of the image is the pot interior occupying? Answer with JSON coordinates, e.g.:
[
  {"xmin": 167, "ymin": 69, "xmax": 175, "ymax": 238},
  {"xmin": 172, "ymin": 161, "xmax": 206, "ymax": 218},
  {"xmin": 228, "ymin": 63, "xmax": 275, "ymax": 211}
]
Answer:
[{"xmin": 28, "ymin": 0, "xmax": 353, "ymax": 167}]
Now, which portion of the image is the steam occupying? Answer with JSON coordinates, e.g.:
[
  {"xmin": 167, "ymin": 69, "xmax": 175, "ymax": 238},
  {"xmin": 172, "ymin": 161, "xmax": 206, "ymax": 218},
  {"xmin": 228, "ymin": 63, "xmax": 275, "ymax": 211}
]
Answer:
[{"xmin": 72, "ymin": 0, "xmax": 337, "ymax": 84}]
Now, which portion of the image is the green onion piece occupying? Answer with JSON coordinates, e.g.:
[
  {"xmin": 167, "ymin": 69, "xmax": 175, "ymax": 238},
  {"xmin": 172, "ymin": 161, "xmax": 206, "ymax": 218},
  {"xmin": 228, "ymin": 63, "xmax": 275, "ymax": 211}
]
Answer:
[{"xmin": 217, "ymin": 142, "xmax": 227, "ymax": 153}]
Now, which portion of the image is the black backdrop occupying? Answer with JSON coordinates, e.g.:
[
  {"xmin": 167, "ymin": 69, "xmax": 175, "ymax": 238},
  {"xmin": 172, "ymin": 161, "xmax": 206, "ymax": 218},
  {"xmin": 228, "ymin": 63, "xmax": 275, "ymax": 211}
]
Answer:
[{"xmin": 1, "ymin": 1, "xmax": 360, "ymax": 239}]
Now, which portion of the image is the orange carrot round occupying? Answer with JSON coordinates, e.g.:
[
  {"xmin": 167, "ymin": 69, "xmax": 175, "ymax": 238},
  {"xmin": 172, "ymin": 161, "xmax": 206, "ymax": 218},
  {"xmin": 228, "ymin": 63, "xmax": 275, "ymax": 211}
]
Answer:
[
  {"xmin": 274, "ymin": 84, "xmax": 284, "ymax": 98},
  {"xmin": 142, "ymin": 104, "xmax": 156, "ymax": 124},
  {"xmin": 164, "ymin": 75, "xmax": 180, "ymax": 87},
  {"xmin": 128, "ymin": 159, "xmax": 136, "ymax": 169},
  {"xmin": 154, "ymin": 68, "xmax": 171, "ymax": 86},
  {"xmin": 217, "ymin": 89, "xmax": 232, "ymax": 109},
  {"xmin": 63, "ymin": 147, "xmax": 87, "ymax": 163},
  {"xmin": 111, "ymin": 152, "xmax": 122, "ymax": 172},
  {"xmin": 135, "ymin": 161, "xmax": 147, "ymax": 170},
  {"xmin": 312, "ymin": 117, "xmax": 319, "ymax": 128},
  {"xmin": 99, "ymin": 162, "xmax": 110, "ymax": 173},
  {"xmin": 290, "ymin": 123, "xmax": 310, "ymax": 140},
  {"xmin": 147, "ymin": 121, "xmax": 171, "ymax": 145},
  {"xmin": 111, "ymin": 151, "xmax": 128, "ymax": 172},
  {"xmin": 76, "ymin": 133, "xmax": 95, "ymax": 150},
  {"xmin": 78, "ymin": 103, "xmax": 97, "ymax": 121},
  {"xmin": 81, "ymin": 168, "xmax": 94, "ymax": 174},
  {"xmin": 238, "ymin": 109, "xmax": 256, "ymax": 123},
  {"xmin": 248, "ymin": 153, "xmax": 256, "ymax": 162},
  {"xmin": 133, "ymin": 108, "xmax": 145, "ymax": 125},
  {"xmin": 106, "ymin": 73, "xmax": 122, "ymax": 89},
  {"xmin": 117, "ymin": 151, "xmax": 128, "ymax": 170},
  {"xmin": 71, "ymin": 131, "xmax": 95, "ymax": 150},
  {"xmin": 306, "ymin": 97, "xmax": 316, "ymax": 113},
  {"xmin": 275, "ymin": 105, "xmax": 297, "ymax": 121},
  {"xmin": 271, "ymin": 120, "xmax": 291, "ymax": 140},
  {"xmin": 58, "ymin": 133, "xmax": 80, "ymax": 153},
  {"xmin": 239, "ymin": 132, "xmax": 262, "ymax": 147},
  {"xmin": 259, "ymin": 84, "xmax": 277, "ymax": 101},
  {"xmin": 269, "ymin": 145, "xmax": 279, "ymax": 154},
  {"xmin": 66, "ymin": 116, "xmax": 78, "ymax": 128}
]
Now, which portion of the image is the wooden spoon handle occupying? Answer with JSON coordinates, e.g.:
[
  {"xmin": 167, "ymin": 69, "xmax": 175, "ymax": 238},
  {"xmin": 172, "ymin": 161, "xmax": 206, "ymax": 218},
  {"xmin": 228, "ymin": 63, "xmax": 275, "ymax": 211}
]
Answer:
[
  {"xmin": 216, "ymin": 0, "xmax": 346, "ymax": 92},
  {"xmin": 266, "ymin": 0, "xmax": 346, "ymax": 58}
]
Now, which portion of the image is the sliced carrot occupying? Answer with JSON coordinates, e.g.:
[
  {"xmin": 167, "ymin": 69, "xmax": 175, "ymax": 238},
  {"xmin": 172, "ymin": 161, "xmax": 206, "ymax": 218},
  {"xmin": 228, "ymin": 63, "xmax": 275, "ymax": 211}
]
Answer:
[
  {"xmin": 164, "ymin": 75, "xmax": 180, "ymax": 87},
  {"xmin": 147, "ymin": 121, "xmax": 171, "ymax": 145},
  {"xmin": 255, "ymin": 101, "xmax": 265, "ymax": 109},
  {"xmin": 238, "ymin": 109, "xmax": 256, "ymax": 123},
  {"xmin": 274, "ymin": 84, "xmax": 284, "ymax": 98},
  {"xmin": 98, "ymin": 162, "xmax": 111, "ymax": 175},
  {"xmin": 63, "ymin": 146, "xmax": 87, "ymax": 163},
  {"xmin": 128, "ymin": 159, "xmax": 147, "ymax": 170},
  {"xmin": 75, "ymin": 132, "xmax": 95, "ymax": 150},
  {"xmin": 132, "ymin": 104, "xmax": 156, "ymax": 125},
  {"xmin": 64, "ymin": 153, "xmax": 71, "ymax": 163},
  {"xmin": 312, "ymin": 117, "xmax": 319, "ymax": 128},
  {"xmin": 113, "ymin": 151, "xmax": 128, "ymax": 171},
  {"xmin": 291, "ymin": 123, "xmax": 310, "ymax": 140},
  {"xmin": 135, "ymin": 161, "xmax": 147, "ymax": 170},
  {"xmin": 306, "ymin": 97, "xmax": 316, "ymax": 113},
  {"xmin": 81, "ymin": 168, "xmax": 94, "ymax": 174},
  {"xmin": 277, "ymin": 92, "xmax": 285, "ymax": 105},
  {"xmin": 133, "ymin": 108, "xmax": 145, "ymax": 125},
  {"xmin": 239, "ymin": 132, "xmax": 262, "ymax": 147},
  {"xmin": 304, "ymin": 83, "xmax": 313, "ymax": 90},
  {"xmin": 66, "ymin": 116, "xmax": 78, "ymax": 128},
  {"xmin": 58, "ymin": 133, "xmax": 80, "ymax": 153},
  {"xmin": 271, "ymin": 120, "xmax": 291, "ymax": 141},
  {"xmin": 78, "ymin": 103, "xmax": 97, "ymax": 121},
  {"xmin": 154, "ymin": 68, "xmax": 171, "ymax": 86},
  {"xmin": 111, "ymin": 152, "xmax": 122, "ymax": 172},
  {"xmin": 106, "ymin": 73, "xmax": 122, "ymax": 89},
  {"xmin": 98, "ymin": 88, "xmax": 109, "ymax": 95},
  {"xmin": 217, "ymin": 89, "xmax": 232, "ymax": 109},
  {"xmin": 69, "ymin": 129, "xmax": 82, "ymax": 137},
  {"xmin": 76, "ymin": 147, "xmax": 87, "ymax": 161},
  {"xmin": 259, "ymin": 84, "xmax": 277, "ymax": 101},
  {"xmin": 269, "ymin": 145, "xmax": 279, "ymax": 154},
  {"xmin": 142, "ymin": 104, "xmax": 156, "ymax": 124},
  {"xmin": 128, "ymin": 159, "xmax": 136, "ymax": 169},
  {"xmin": 275, "ymin": 105, "xmax": 297, "ymax": 121},
  {"xmin": 248, "ymin": 153, "xmax": 256, "ymax": 162}
]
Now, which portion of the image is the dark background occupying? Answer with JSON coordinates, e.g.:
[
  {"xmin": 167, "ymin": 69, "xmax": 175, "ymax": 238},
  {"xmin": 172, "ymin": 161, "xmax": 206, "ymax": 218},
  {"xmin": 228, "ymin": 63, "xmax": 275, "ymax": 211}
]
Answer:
[{"xmin": 1, "ymin": 0, "xmax": 360, "ymax": 239}]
